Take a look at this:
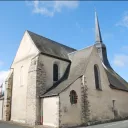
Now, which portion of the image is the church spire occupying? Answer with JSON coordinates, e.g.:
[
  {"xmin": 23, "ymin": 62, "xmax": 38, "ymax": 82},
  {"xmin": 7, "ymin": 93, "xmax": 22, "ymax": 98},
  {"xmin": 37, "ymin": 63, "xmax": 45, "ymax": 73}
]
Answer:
[
  {"xmin": 94, "ymin": 11, "xmax": 112, "ymax": 69},
  {"xmin": 95, "ymin": 11, "xmax": 103, "ymax": 44}
]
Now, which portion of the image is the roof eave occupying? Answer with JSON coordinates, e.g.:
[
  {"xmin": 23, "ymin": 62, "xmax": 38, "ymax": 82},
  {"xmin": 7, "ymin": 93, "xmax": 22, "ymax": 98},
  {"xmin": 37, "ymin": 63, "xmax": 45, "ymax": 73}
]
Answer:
[
  {"xmin": 109, "ymin": 84, "xmax": 128, "ymax": 92},
  {"xmin": 40, "ymin": 94, "xmax": 58, "ymax": 98},
  {"xmin": 40, "ymin": 52, "xmax": 71, "ymax": 62}
]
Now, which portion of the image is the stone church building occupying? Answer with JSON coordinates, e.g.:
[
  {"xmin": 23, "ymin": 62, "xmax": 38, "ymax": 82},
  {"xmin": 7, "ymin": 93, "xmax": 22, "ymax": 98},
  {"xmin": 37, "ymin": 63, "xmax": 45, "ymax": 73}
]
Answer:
[{"xmin": 1, "ymin": 12, "xmax": 128, "ymax": 128}]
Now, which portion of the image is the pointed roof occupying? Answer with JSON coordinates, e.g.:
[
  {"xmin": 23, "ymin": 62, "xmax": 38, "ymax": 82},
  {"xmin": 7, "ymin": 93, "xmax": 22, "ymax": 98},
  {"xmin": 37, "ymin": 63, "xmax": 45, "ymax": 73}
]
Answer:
[
  {"xmin": 95, "ymin": 11, "xmax": 103, "ymax": 44},
  {"xmin": 27, "ymin": 30, "xmax": 76, "ymax": 60}
]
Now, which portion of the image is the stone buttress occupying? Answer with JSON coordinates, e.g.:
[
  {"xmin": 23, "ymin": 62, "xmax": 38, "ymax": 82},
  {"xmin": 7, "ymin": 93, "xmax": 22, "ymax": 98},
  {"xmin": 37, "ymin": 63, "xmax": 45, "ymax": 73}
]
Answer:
[{"xmin": 26, "ymin": 55, "xmax": 47, "ymax": 125}]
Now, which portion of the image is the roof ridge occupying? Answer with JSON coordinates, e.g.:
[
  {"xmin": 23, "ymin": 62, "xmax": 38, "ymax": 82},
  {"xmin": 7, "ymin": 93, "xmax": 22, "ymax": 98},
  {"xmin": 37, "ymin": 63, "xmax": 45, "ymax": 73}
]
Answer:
[
  {"xmin": 68, "ymin": 44, "xmax": 94, "ymax": 55},
  {"xmin": 27, "ymin": 30, "xmax": 76, "ymax": 51}
]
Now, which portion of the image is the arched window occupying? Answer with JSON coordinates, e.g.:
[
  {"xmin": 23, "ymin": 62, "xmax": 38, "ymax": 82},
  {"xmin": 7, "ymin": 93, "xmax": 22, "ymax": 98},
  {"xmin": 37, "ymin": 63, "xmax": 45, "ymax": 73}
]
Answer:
[
  {"xmin": 20, "ymin": 66, "xmax": 24, "ymax": 86},
  {"xmin": 94, "ymin": 65, "xmax": 101, "ymax": 90},
  {"xmin": 70, "ymin": 90, "xmax": 78, "ymax": 104},
  {"xmin": 53, "ymin": 63, "xmax": 59, "ymax": 82}
]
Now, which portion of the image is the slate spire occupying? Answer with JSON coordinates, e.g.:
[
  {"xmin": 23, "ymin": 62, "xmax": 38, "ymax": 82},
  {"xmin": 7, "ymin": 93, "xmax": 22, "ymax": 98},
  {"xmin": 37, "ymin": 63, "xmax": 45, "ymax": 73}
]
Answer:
[
  {"xmin": 94, "ymin": 11, "xmax": 112, "ymax": 69},
  {"xmin": 95, "ymin": 11, "xmax": 103, "ymax": 44}
]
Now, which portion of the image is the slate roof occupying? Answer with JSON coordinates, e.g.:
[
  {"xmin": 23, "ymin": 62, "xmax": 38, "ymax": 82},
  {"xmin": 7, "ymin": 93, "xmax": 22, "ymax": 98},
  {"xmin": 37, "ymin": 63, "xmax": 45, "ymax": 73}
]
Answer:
[
  {"xmin": 42, "ymin": 46, "xmax": 94, "ymax": 97},
  {"xmin": 42, "ymin": 47, "xmax": 128, "ymax": 97},
  {"xmin": 27, "ymin": 30, "xmax": 128, "ymax": 96},
  {"xmin": 95, "ymin": 11, "xmax": 103, "ymax": 43},
  {"xmin": 27, "ymin": 30, "xmax": 76, "ymax": 60},
  {"xmin": 103, "ymin": 63, "xmax": 128, "ymax": 92}
]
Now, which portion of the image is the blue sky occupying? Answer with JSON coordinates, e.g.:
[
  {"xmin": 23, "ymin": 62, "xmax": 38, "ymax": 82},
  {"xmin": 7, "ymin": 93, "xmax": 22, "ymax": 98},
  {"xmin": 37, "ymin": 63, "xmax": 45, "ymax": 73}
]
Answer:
[{"xmin": 0, "ymin": 1, "xmax": 128, "ymax": 84}]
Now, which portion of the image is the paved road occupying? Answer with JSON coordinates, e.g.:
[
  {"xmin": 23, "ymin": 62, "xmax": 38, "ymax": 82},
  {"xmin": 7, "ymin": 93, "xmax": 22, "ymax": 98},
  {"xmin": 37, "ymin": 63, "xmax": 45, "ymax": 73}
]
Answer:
[
  {"xmin": 1, "ymin": 120, "xmax": 128, "ymax": 128},
  {"xmin": 79, "ymin": 120, "xmax": 128, "ymax": 128},
  {"xmin": 0, "ymin": 121, "xmax": 29, "ymax": 128}
]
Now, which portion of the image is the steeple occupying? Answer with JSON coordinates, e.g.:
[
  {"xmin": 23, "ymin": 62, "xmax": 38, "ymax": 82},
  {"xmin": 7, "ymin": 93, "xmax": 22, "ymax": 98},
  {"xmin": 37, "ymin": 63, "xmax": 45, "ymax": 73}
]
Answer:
[
  {"xmin": 95, "ymin": 11, "xmax": 103, "ymax": 44},
  {"xmin": 94, "ymin": 11, "xmax": 112, "ymax": 69}
]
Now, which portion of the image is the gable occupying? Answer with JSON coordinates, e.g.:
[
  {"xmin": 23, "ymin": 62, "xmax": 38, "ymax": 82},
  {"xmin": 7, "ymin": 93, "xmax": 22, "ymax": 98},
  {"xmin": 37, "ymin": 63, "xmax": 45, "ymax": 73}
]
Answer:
[
  {"xmin": 27, "ymin": 31, "xmax": 76, "ymax": 60},
  {"xmin": 11, "ymin": 31, "xmax": 39, "ymax": 67},
  {"xmin": 85, "ymin": 46, "xmax": 128, "ymax": 92}
]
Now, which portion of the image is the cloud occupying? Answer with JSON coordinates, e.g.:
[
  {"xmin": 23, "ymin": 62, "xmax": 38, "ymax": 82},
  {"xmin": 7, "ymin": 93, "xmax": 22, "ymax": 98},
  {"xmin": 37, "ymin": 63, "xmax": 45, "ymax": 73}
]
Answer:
[
  {"xmin": 27, "ymin": 0, "xmax": 79, "ymax": 17},
  {"xmin": 116, "ymin": 12, "xmax": 128, "ymax": 28},
  {"xmin": 0, "ymin": 71, "xmax": 9, "ymax": 86},
  {"xmin": 113, "ymin": 54, "xmax": 128, "ymax": 67}
]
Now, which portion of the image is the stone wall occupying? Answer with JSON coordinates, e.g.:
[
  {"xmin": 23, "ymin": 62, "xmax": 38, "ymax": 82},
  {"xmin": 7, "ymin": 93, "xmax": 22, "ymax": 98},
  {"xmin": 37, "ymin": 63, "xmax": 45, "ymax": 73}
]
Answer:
[
  {"xmin": 59, "ymin": 46, "xmax": 128, "ymax": 127},
  {"xmin": 3, "ymin": 70, "xmax": 13, "ymax": 121},
  {"xmin": 59, "ymin": 78, "xmax": 82, "ymax": 127},
  {"xmin": 85, "ymin": 47, "xmax": 128, "ymax": 124},
  {"xmin": 39, "ymin": 54, "xmax": 70, "ymax": 90},
  {"xmin": 10, "ymin": 31, "xmax": 39, "ymax": 123},
  {"xmin": 26, "ymin": 55, "xmax": 47, "ymax": 125},
  {"xmin": 26, "ymin": 53, "xmax": 70, "ymax": 126},
  {"xmin": 81, "ymin": 76, "xmax": 90, "ymax": 125}
]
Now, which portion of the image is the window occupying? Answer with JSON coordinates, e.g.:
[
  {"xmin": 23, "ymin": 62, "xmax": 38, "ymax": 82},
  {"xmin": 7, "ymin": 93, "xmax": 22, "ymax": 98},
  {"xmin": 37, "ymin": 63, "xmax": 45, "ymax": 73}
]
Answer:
[
  {"xmin": 53, "ymin": 63, "xmax": 59, "ymax": 81},
  {"xmin": 94, "ymin": 65, "xmax": 101, "ymax": 90},
  {"xmin": 20, "ymin": 66, "xmax": 24, "ymax": 86},
  {"xmin": 70, "ymin": 90, "xmax": 77, "ymax": 104}
]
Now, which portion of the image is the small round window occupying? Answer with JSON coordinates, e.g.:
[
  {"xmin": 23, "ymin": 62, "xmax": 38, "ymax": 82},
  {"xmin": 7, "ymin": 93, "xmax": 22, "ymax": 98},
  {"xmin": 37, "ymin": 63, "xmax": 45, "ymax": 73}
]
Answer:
[{"xmin": 70, "ymin": 90, "xmax": 78, "ymax": 104}]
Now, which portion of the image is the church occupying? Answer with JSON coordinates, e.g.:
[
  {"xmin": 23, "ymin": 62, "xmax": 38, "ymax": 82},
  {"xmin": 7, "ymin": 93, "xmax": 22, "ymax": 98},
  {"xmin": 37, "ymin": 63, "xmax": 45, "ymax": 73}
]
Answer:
[{"xmin": 1, "ymin": 12, "xmax": 128, "ymax": 128}]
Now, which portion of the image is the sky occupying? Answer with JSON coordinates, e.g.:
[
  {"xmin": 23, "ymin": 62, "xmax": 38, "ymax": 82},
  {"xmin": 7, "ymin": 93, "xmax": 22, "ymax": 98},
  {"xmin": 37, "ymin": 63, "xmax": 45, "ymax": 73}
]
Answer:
[{"xmin": 0, "ymin": 1, "xmax": 128, "ymax": 85}]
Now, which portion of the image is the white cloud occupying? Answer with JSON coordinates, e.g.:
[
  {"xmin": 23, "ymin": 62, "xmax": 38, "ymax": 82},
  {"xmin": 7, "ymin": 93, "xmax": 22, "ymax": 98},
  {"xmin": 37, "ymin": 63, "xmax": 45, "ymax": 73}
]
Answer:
[
  {"xmin": 54, "ymin": 1, "xmax": 78, "ymax": 11},
  {"xmin": 113, "ymin": 54, "xmax": 128, "ymax": 67},
  {"xmin": 27, "ymin": 0, "xmax": 79, "ymax": 17},
  {"xmin": 0, "ymin": 71, "xmax": 9, "ymax": 86},
  {"xmin": 116, "ymin": 12, "xmax": 128, "ymax": 28}
]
